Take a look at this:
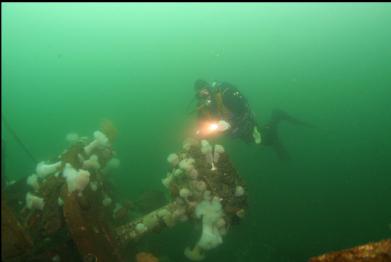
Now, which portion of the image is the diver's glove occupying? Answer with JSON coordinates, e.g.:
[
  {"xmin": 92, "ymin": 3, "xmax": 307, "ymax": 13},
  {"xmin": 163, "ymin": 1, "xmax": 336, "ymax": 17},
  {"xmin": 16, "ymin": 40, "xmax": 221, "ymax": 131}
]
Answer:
[{"xmin": 253, "ymin": 126, "xmax": 262, "ymax": 144}]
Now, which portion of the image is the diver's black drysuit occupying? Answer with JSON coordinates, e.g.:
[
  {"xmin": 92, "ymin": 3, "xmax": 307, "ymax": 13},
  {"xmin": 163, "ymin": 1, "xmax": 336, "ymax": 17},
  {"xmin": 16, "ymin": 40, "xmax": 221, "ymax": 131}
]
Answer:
[{"xmin": 202, "ymin": 81, "xmax": 311, "ymax": 160}]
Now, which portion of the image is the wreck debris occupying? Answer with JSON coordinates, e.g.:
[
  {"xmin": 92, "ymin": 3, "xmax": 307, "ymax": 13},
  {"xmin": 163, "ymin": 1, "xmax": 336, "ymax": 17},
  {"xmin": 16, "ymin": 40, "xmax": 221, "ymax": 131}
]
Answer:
[
  {"xmin": 309, "ymin": 239, "xmax": 391, "ymax": 262},
  {"xmin": 115, "ymin": 138, "xmax": 248, "ymax": 261},
  {"xmin": 2, "ymin": 125, "xmax": 247, "ymax": 262}
]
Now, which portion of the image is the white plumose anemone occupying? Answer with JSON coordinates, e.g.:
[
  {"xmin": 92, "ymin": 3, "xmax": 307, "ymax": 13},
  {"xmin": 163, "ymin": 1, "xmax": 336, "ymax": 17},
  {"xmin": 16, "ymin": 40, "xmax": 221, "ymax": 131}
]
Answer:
[
  {"xmin": 184, "ymin": 198, "xmax": 225, "ymax": 261},
  {"xmin": 158, "ymin": 209, "xmax": 175, "ymax": 227},
  {"xmin": 179, "ymin": 158, "xmax": 195, "ymax": 172},
  {"xmin": 26, "ymin": 192, "xmax": 45, "ymax": 210},
  {"xmin": 188, "ymin": 168, "xmax": 198, "ymax": 179},
  {"xmin": 184, "ymin": 245, "xmax": 205, "ymax": 261},
  {"xmin": 135, "ymin": 223, "xmax": 147, "ymax": 234},
  {"xmin": 235, "ymin": 186, "xmax": 245, "ymax": 197},
  {"xmin": 179, "ymin": 187, "xmax": 192, "ymax": 199},
  {"xmin": 57, "ymin": 197, "xmax": 64, "ymax": 206},
  {"xmin": 83, "ymin": 154, "xmax": 101, "ymax": 170},
  {"xmin": 183, "ymin": 137, "xmax": 199, "ymax": 151},
  {"xmin": 36, "ymin": 161, "xmax": 62, "ymax": 179},
  {"xmin": 102, "ymin": 195, "xmax": 112, "ymax": 207},
  {"xmin": 195, "ymin": 198, "xmax": 224, "ymax": 250},
  {"xmin": 66, "ymin": 132, "xmax": 79, "ymax": 144},
  {"xmin": 27, "ymin": 174, "xmax": 40, "ymax": 191},
  {"xmin": 84, "ymin": 130, "xmax": 109, "ymax": 156},
  {"xmin": 63, "ymin": 163, "xmax": 90, "ymax": 193},
  {"xmin": 167, "ymin": 153, "xmax": 179, "ymax": 167},
  {"xmin": 200, "ymin": 140, "xmax": 212, "ymax": 155},
  {"xmin": 89, "ymin": 181, "xmax": 98, "ymax": 191},
  {"xmin": 213, "ymin": 144, "xmax": 225, "ymax": 163},
  {"xmin": 162, "ymin": 177, "xmax": 172, "ymax": 188},
  {"xmin": 200, "ymin": 140, "xmax": 216, "ymax": 170}
]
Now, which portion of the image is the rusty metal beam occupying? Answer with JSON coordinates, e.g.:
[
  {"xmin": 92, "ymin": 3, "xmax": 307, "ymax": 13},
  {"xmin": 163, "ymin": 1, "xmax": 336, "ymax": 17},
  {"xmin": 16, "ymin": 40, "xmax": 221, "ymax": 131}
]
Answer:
[{"xmin": 309, "ymin": 239, "xmax": 391, "ymax": 262}]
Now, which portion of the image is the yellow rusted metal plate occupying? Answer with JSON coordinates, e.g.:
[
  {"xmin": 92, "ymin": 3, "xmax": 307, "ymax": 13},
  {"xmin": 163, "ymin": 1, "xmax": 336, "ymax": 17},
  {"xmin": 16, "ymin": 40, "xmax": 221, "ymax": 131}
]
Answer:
[
  {"xmin": 309, "ymin": 239, "xmax": 391, "ymax": 262},
  {"xmin": 63, "ymin": 190, "xmax": 124, "ymax": 262},
  {"xmin": 1, "ymin": 197, "xmax": 33, "ymax": 260}
]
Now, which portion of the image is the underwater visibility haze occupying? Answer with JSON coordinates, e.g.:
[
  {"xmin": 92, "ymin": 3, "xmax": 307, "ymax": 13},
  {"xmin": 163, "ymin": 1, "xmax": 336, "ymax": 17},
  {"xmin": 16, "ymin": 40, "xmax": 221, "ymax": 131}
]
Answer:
[{"xmin": 2, "ymin": 3, "xmax": 391, "ymax": 262}]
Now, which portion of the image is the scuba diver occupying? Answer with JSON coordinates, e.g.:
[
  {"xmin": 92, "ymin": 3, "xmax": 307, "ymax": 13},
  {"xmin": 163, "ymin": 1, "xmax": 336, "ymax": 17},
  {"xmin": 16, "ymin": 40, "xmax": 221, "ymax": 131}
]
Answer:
[{"xmin": 192, "ymin": 79, "xmax": 313, "ymax": 160}]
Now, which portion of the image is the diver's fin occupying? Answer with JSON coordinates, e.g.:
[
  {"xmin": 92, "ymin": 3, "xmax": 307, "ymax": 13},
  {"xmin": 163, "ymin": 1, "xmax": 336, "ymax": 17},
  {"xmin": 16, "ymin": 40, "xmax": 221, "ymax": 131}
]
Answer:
[
  {"xmin": 270, "ymin": 109, "xmax": 314, "ymax": 128},
  {"xmin": 262, "ymin": 109, "xmax": 313, "ymax": 161},
  {"xmin": 273, "ymin": 140, "xmax": 290, "ymax": 161},
  {"xmin": 261, "ymin": 124, "xmax": 290, "ymax": 161}
]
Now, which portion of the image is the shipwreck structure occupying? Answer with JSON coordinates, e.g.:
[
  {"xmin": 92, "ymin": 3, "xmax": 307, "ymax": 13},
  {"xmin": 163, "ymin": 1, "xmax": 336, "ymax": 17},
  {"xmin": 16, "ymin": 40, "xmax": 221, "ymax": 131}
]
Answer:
[{"xmin": 1, "ymin": 127, "xmax": 248, "ymax": 262}]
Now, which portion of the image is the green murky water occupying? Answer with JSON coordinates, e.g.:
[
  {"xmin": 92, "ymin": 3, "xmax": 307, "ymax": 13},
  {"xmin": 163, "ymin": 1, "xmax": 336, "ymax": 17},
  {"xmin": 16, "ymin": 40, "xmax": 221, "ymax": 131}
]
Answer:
[{"xmin": 2, "ymin": 3, "xmax": 391, "ymax": 261}]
